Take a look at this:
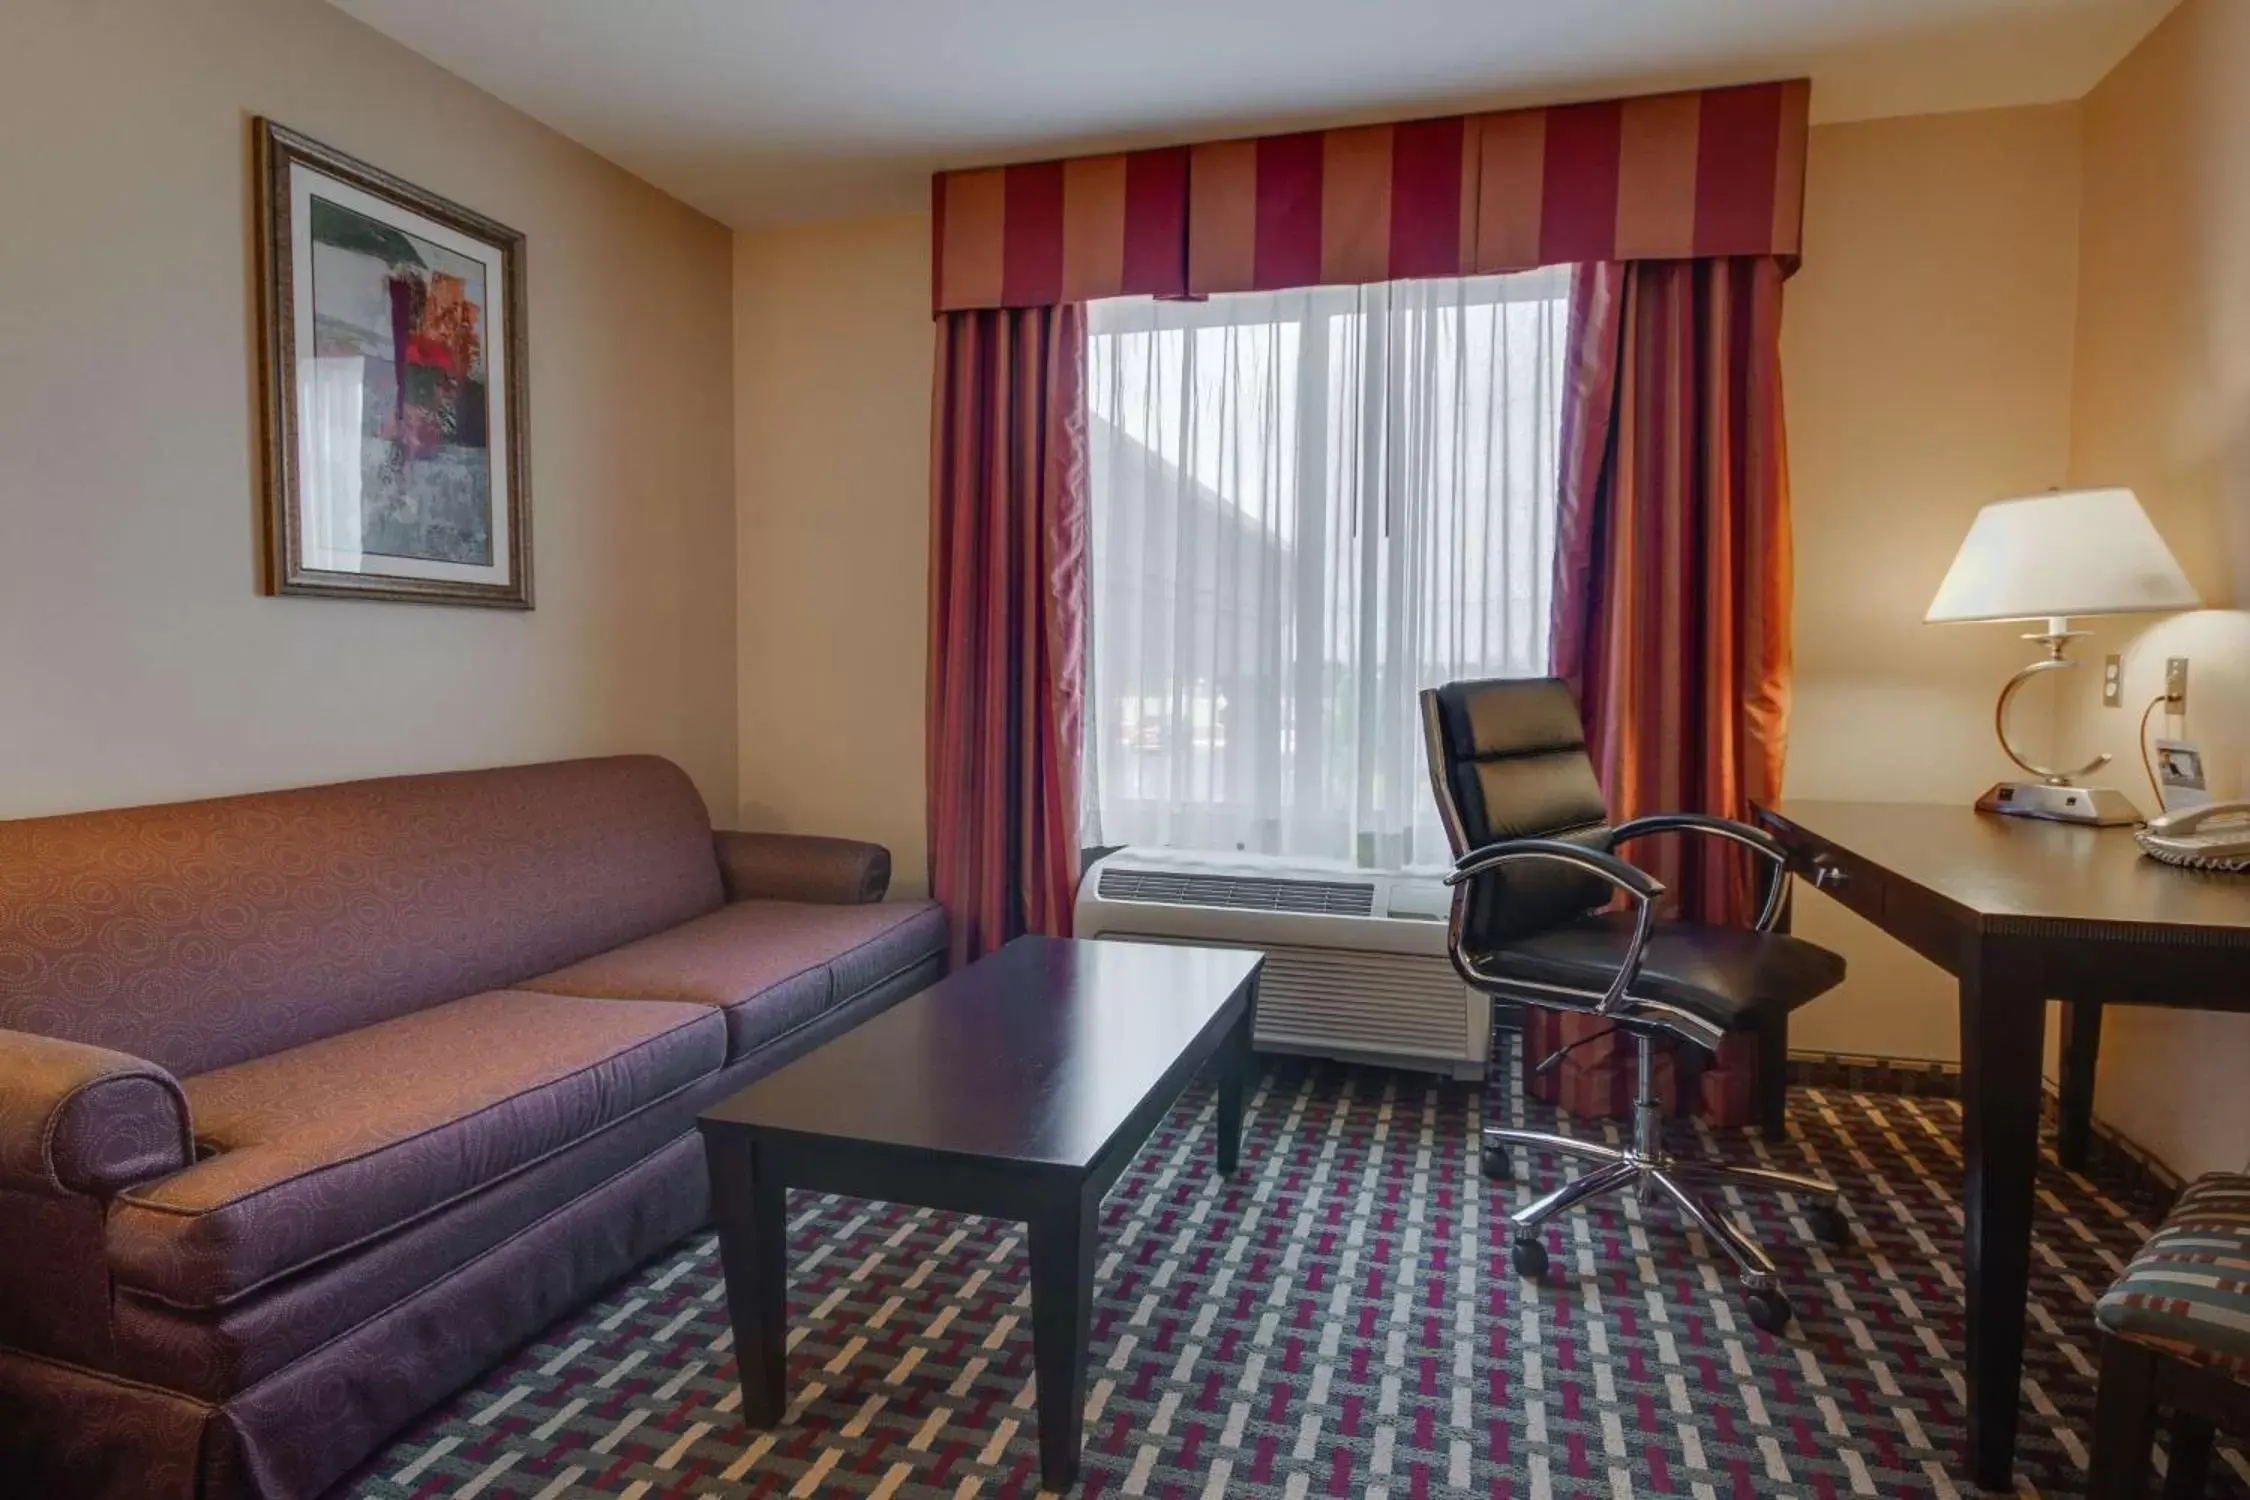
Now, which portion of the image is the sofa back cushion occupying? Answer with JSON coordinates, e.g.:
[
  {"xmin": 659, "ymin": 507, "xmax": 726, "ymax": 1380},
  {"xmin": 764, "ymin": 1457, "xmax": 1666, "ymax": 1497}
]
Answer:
[{"xmin": 0, "ymin": 757, "xmax": 725, "ymax": 1077}]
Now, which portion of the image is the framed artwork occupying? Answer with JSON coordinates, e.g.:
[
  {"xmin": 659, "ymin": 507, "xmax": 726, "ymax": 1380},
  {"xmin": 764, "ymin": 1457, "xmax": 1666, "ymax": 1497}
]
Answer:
[{"xmin": 253, "ymin": 119, "xmax": 531, "ymax": 607}]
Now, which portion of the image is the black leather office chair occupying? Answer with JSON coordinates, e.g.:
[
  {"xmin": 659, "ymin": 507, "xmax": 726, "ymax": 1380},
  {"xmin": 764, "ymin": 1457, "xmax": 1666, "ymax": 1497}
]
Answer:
[{"xmin": 1419, "ymin": 676, "xmax": 1850, "ymax": 1330}]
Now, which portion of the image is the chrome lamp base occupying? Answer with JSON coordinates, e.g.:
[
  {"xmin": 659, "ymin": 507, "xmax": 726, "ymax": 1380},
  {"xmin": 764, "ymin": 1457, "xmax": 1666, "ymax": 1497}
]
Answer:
[
  {"xmin": 1976, "ymin": 780, "xmax": 2144, "ymax": 827},
  {"xmin": 1975, "ymin": 618, "xmax": 2143, "ymax": 827},
  {"xmin": 1481, "ymin": 1032, "xmax": 1846, "ymax": 1333}
]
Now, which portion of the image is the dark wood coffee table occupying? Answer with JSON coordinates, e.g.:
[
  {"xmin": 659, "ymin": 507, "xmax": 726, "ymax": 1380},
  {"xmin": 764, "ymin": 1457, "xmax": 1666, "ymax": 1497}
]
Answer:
[{"xmin": 696, "ymin": 935, "xmax": 1262, "ymax": 1491}]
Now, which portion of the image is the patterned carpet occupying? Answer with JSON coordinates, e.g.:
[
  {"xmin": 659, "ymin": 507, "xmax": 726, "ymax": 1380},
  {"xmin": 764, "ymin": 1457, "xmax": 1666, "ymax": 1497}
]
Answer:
[{"xmin": 344, "ymin": 1049, "xmax": 2248, "ymax": 1500}]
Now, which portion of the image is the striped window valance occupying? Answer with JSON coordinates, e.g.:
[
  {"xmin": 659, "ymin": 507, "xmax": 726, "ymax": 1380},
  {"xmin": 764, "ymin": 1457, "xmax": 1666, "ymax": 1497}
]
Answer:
[{"xmin": 931, "ymin": 79, "xmax": 1808, "ymax": 313}]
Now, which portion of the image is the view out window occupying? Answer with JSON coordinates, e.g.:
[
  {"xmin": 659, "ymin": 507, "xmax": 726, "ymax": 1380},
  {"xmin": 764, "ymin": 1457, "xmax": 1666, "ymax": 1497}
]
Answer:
[{"xmin": 1084, "ymin": 268, "xmax": 1569, "ymax": 870}]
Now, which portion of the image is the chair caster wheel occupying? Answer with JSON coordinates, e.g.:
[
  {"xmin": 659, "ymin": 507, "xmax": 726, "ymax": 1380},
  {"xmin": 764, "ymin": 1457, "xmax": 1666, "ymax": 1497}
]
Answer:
[
  {"xmin": 1511, "ymin": 1237, "xmax": 1549, "ymax": 1279},
  {"xmin": 1482, "ymin": 1143, "xmax": 1512, "ymax": 1181},
  {"xmin": 1811, "ymin": 1202, "xmax": 1851, "ymax": 1248},
  {"xmin": 1745, "ymin": 1287, "xmax": 1794, "ymax": 1333}
]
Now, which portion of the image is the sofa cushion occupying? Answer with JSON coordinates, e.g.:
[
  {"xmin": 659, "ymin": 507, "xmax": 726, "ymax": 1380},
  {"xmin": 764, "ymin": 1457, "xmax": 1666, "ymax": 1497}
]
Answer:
[
  {"xmin": 107, "ymin": 989, "xmax": 723, "ymax": 1308},
  {"xmin": 0, "ymin": 756, "xmax": 725, "ymax": 1079},
  {"xmin": 112, "ymin": 1105, "xmax": 706, "ymax": 1400},
  {"xmin": 522, "ymin": 899, "xmax": 948, "ymax": 1059}
]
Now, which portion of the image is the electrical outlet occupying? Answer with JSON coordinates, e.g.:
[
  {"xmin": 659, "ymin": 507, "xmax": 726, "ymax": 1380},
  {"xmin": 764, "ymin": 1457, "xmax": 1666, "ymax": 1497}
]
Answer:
[
  {"xmin": 2103, "ymin": 654, "xmax": 2123, "ymax": 707},
  {"xmin": 2166, "ymin": 656, "xmax": 2189, "ymax": 711}
]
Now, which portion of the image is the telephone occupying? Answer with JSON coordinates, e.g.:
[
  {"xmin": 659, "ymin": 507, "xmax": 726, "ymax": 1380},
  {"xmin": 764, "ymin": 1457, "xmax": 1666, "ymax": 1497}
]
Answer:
[{"xmin": 2136, "ymin": 801, "xmax": 2250, "ymax": 872}]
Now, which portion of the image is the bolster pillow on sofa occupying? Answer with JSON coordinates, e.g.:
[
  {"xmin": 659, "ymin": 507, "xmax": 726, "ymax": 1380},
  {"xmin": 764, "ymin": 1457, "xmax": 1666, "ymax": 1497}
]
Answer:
[{"xmin": 713, "ymin": 831, "xmax": 891, "ymax": 906}]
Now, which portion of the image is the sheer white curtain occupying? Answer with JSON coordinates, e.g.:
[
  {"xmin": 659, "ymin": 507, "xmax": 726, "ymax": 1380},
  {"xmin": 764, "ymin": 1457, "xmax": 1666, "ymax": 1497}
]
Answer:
[{"xmin": 1084, "ymin": 268, "xmax": 1568, "ymax": 870}]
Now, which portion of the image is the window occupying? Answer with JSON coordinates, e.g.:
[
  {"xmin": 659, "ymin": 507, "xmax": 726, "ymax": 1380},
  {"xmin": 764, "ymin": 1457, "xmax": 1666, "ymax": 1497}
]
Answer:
[{"xmin": 1084, "ymin": 268, "xmax": 1569, "ymax": 870}]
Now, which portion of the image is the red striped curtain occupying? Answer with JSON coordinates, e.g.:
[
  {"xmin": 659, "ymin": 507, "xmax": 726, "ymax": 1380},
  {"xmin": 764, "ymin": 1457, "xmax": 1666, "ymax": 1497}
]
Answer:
[
  {"xmin": 927, "ymin": 307, "xmax": 1087, "ymax": 965},
  {"xmin": 933, "ymin": 148, "xmax": 1190, "ymax": 311},
  {"xmin": 1537, "ymin": 256, "xmax": 1794, "ymax": 1124},
  {"xmin": 923, "ymin": 79, "xmax": 1807, "ymax": 1001},
  {"xmin": 931, "ymin": 80, "xmax": 1808, "ymax": 312}
]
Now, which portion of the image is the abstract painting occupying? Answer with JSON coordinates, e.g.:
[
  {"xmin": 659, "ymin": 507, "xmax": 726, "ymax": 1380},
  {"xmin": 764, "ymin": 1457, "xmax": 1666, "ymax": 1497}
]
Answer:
[{"xmin": 255, "ymin": 121, "xmax": 530, "ymax": 606}]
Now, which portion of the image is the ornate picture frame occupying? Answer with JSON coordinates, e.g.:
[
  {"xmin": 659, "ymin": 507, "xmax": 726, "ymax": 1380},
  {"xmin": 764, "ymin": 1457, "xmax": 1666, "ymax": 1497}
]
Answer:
[{"xmin": 253, "ymin": 119, "xmax": 532, "ymax": 607}]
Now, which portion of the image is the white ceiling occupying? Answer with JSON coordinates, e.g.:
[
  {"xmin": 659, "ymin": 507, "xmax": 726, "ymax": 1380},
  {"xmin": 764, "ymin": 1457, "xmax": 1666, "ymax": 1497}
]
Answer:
[{"xmin": 331, "ymin": 0, "xmax": 2175, "ymax": 230}]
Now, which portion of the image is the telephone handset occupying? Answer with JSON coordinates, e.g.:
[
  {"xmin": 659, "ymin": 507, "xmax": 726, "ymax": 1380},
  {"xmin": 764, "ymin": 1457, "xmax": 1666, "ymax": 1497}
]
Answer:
[{"xmin": 2136, "ymin": 800, "xmax": 2250, "ymax": 872}]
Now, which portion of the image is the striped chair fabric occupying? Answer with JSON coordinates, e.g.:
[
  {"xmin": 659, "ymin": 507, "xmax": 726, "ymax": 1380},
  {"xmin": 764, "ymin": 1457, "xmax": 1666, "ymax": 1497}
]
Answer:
[{"xmin": 2096, "ymin": 1172, "xmax": 2250, "ymax": 1374}]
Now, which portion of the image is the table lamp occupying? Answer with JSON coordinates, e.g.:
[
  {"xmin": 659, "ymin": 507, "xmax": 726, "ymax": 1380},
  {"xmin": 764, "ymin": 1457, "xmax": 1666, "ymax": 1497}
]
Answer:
[{"xmin": 1926, "ymin": 487, "xmax": 2199, "ymax": 825}]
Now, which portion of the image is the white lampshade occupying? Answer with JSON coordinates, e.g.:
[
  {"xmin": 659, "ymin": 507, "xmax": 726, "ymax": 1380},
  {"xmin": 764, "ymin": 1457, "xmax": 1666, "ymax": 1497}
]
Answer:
[{"xmin": 1925, "ymin": 487, "xmax": 2199, "ymax": 624}]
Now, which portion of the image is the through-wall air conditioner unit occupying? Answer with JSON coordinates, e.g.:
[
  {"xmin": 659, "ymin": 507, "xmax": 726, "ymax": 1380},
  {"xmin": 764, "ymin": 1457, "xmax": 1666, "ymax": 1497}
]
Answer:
[{"xmin": 1074, "ymin": 849, "xmax": 1490, "ymax": 1079}]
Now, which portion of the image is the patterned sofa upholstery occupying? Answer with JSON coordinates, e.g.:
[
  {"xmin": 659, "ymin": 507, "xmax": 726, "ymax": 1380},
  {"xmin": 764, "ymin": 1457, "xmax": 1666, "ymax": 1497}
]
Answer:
[{"xmin": 0, "ymin": 756, "xmax": 948, "ymax": 1500}]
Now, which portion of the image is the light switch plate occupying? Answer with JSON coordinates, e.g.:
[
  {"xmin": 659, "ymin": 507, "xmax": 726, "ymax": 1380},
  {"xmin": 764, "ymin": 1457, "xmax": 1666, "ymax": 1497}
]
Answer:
[{"xmin": 2103, "ymin": 654, "xmax": 2123, "ymax": 707}]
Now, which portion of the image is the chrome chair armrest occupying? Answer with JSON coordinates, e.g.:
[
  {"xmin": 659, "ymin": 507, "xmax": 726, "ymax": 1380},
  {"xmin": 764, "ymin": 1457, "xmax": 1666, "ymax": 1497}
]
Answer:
[
  {"xmin": 1607, "ymin": 813, "xmax": 1791, "ymax": 931},
  {"xmin": 1444, "ymin": 837, "xmax": 1665, "ymax": 899},
  {"xmin": 1444, "ymin": 839, "xmax": 1664, "ymax": 1015}
]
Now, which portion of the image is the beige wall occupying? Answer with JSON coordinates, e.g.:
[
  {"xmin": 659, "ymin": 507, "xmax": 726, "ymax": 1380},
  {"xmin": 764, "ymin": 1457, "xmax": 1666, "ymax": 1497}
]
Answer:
[
  {"xmin": 0, "ymin": 0, "xmax": 737, "ymax": 821},
  {"xmin": 733, "ymin": 216, "xmax": 934, "ymax": 892},
  {"xmin": 2060, "ymin": 0, "xmax": 2250, "ymax": 1181},
  {"xmin": 1781, "ymin": 105, "xmax": 2086, "ymax": 1065}
]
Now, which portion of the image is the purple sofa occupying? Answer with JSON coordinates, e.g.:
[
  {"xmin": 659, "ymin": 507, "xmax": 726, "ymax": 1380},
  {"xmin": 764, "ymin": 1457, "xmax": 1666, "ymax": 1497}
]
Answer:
[{"xmin": 0, "ymin": 756, "xmax": 948, "ymax": 1500}]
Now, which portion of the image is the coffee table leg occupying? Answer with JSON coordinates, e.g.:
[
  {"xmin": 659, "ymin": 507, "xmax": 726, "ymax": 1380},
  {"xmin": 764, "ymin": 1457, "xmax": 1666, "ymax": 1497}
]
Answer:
[
  {"xmin": 1029, "ymin": 1195, "xmax": 1096, "ymax": 1491},
  {"xmin": 1217, "ymin": 1002, "xmax": 1250, "ymax": 1176},
  {"xmin": 705, "ymin": 1129, "xmax": 789, "ymax": 1428}
]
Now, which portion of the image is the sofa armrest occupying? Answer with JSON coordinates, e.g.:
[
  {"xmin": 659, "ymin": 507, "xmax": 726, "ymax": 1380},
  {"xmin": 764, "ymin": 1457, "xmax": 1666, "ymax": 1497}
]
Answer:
[
  {"xmin": 714, "ymin": 831, "xmax": 891, "ymax": 905},
  {"xmin": 0, "ymin": 1030, "xmax": 192, "ymax": 1198}
]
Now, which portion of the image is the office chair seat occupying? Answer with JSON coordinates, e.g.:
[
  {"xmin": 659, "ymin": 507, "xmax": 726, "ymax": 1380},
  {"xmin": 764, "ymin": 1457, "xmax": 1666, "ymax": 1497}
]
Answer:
[{"xmin": 1475, "ymin": 912, "xmax": 1846, "ymax": 1033}]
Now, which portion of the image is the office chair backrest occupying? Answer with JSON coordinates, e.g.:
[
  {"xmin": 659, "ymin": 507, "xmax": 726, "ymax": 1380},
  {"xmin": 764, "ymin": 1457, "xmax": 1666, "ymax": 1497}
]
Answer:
[{"xmin": 1419, "ymin": 677, "xmax": 1616, "ymax": 945}]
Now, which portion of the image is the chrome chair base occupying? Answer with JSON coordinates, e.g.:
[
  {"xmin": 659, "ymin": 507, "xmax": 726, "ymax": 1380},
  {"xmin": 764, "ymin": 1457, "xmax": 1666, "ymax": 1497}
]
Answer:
[{"xmin": 1485, "ymin": 1033, "xmax": 1847, "ymax": 1332}]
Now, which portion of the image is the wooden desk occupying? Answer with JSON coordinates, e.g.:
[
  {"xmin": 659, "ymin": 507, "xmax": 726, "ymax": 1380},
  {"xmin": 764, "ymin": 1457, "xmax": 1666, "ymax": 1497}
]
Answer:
[{"xmin": 1756, "ymin": 800, "xmax": 2250, "ymax": 1492}]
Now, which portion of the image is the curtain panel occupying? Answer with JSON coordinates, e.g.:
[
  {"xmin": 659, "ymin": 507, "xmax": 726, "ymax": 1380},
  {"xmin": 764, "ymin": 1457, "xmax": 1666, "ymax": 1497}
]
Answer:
[
  {"xmin": 927, "ymin": 306, "xmax": 1089, "ymax": 964},
  {"xmin": 931, "ymin": 79, "xmax": 1808, "ymax": 312},
  {"xmin": 1533, "ymin": 255, "xmax": 1794, "ymax": 1126},
  {"xmin": 926, "ymin": 88, "xmax": 1807, "ymax": 1128}
]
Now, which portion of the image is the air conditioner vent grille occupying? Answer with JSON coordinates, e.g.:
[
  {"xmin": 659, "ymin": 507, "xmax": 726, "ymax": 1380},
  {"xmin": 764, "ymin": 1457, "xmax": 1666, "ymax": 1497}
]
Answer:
[
  {"xmin": 1099, "ymin": 936, "xmax": 1475, "ymax": 1064},
  {"xmin": 1096, "ymin": 868, "xmax": 1376, "ymax": 917}
]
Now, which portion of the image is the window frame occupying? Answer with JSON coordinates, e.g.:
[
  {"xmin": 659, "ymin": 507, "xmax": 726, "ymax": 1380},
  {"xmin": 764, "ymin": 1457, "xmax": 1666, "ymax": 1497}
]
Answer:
[{"xmin": 1083, "ymin": 269, "xmax": 1570, "ymax": 868}]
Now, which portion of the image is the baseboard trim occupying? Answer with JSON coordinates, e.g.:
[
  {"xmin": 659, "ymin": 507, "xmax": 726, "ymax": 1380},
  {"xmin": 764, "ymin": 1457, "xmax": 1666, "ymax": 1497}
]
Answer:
[
  {"xmin": 1785, "ymin": 1050, "xmax": 1960, "ymax": 1100},
  {"xmin": 1786, "ymin": 1049, "xmax": 2184, "ymax": 1208}
]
